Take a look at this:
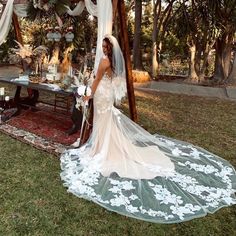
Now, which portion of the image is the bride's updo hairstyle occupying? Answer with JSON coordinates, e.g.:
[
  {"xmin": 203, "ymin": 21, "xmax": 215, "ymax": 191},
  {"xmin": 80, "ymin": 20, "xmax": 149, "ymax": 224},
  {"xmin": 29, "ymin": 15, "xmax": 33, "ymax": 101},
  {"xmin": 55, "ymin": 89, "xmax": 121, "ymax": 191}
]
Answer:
[{"xmin": 103, "ymin": 37, "xmax": 114, "ymax": 72}]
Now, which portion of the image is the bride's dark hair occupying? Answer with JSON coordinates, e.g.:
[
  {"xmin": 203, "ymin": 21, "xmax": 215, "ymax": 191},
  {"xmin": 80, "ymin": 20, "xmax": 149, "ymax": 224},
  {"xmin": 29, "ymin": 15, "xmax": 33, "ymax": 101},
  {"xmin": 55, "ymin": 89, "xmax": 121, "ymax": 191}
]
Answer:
[{"xmin": 103, "ymin": 37, "xmax": 114, "ymax": 72}]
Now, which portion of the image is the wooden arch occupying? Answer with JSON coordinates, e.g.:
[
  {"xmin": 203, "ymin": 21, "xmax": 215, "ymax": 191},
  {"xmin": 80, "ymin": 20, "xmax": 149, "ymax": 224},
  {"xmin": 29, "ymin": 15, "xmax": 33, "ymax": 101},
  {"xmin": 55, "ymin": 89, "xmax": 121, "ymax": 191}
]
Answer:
[{"xmin": 7, "ymin": 0, "xmax": 137, "ymax": 121}]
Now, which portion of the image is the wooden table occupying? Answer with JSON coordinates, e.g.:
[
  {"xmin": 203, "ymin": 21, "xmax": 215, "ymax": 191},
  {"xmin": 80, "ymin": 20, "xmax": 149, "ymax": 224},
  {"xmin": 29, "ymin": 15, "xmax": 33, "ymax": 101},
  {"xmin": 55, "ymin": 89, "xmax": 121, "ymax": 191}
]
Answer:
[{"xmin": 0, "ymin": 76, "xmax": 74, "ymax": 119}]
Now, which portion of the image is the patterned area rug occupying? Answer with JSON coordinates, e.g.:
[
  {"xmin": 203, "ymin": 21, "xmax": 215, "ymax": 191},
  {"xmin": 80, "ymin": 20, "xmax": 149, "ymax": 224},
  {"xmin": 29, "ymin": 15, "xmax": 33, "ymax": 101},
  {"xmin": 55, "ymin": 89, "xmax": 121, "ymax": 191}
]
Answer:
[{"xmin": 0, "ymin": 107, "xmax": 80, "ymax": 155}]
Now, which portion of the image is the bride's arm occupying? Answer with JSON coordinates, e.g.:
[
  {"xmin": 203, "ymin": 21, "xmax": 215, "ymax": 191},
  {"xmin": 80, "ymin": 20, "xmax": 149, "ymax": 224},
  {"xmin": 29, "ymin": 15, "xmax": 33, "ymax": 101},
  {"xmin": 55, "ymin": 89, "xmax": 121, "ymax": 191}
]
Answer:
[
  {"xmin": 83, "ymin": 59, "xmax": 107, "ymax": 101},
  {"xmin": 91, "ymin": 60, "xmax": 106, "ymax": 96}
]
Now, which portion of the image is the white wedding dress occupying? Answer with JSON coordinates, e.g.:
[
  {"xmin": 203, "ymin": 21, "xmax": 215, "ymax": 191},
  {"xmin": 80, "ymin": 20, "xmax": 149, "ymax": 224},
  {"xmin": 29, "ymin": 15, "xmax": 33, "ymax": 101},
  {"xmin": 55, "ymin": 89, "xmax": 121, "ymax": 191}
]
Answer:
[{"xmin": 61, "ymin": 73, "xmax": 236, "ymax": 223}]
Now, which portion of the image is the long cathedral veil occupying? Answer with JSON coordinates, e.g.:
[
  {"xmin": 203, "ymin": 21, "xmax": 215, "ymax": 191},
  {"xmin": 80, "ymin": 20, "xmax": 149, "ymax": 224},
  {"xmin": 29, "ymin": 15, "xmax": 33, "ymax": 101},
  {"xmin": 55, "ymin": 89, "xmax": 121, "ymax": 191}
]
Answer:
[
  {"xmin": 104, "ymin": 34, "xmax": 127, "ymax": 105},
  {"xmin": 94, "ymin": 0, "xmax": 113, "ymax": 72}
]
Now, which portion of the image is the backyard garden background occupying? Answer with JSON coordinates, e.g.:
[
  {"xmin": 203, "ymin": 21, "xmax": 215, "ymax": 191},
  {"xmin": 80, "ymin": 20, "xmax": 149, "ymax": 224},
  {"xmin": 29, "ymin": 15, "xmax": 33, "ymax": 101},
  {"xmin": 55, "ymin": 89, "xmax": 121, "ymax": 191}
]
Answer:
[{"xmin": 0, "ymin": 0, "xmax": 236, "ymax": 235}]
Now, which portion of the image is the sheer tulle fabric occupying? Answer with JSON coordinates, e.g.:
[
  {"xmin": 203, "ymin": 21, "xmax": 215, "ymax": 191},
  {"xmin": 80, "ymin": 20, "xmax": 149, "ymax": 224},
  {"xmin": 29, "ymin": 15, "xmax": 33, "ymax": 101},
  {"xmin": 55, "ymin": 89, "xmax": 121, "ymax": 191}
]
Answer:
[
  {"xmin": 94, "ymin": 0, "xmax": 113, "ymax": 72},
  {"xmin": 60, "ymin": 74, "xmax": 236, "ymax": 223},
  {"xmin": 104, "ymin": 35, "xmax": 127, "ymax": 105},
  {"xmin": 0, "ymin": 0, "xmax": 14, "ymax": 46}
]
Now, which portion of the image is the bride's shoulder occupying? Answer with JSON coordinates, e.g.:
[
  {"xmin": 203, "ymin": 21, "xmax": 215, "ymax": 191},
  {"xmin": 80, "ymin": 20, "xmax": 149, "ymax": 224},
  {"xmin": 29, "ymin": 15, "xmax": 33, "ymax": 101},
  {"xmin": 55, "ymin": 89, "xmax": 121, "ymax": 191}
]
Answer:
[
  {"xmin": 101, "ymin": 55, "xmax": 109, "ymax": 62},
  {"xmin": 99, "ymin": 56, "xmax": 110, "ymax": 67}
]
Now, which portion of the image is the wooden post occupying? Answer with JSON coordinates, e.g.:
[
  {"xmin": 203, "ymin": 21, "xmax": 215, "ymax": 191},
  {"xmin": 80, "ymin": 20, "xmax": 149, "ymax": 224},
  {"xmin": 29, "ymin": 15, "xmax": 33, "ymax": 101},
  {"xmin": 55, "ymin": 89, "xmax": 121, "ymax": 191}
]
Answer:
[
  {"xmin": 12, "ymin": 11, "xmax": 23, "ymax": 45},
  {"xmin": 112, "ymin": 0, "xmax": 118, "ymax": 19},
  {"xmin": 117, "ymin": 0, "xmax": 137, "ymax": 122}
]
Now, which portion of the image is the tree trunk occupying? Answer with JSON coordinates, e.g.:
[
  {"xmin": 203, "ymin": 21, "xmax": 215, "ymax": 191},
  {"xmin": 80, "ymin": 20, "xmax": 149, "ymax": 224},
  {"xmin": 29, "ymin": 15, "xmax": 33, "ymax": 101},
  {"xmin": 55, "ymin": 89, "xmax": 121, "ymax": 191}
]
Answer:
[
  {"xmin": 213, "ymin": 34, "xmax": 233, "ymax": 82},
  {"xmin": 187, "ymin": 43, "xmax": 199, "ymax": 82},
  {"xmin": 151, "ymin": 0, "xmax": 174, "ymax": 78},
  {"xmin": 152, "ymin": 41, "xmax": 158, "ymax": 78},
  {"xmin": 214, "ymin": 39, "xmax": 224, "ymax": 82},
  {"xmin": 227, "ymin": 52, "xmax": 236, "ymax": 85},
  {"xmin": 198, "ymin": 51, "xmax": 210, "ymax": 81},
  {"xmin": 199, "ymin": 42, "xmax": 213, "ymax": 82},
  {"xmin": 195, "ymin": 43, "xmax": 201, "ymax": 77},
  {"xmin": 118, "ymin": 0, "xmax": 137, "ymax": 122},
  {"xmin": 158, "ymin": 41, "xmax": 162, "ymax": 60},
  {"xmin": 152, "ymin": 3, "xmax": 159, "ymax": 78},
  {"xmin": 133, "ymin": 0, "xmax": 143, "ymax": 70}
]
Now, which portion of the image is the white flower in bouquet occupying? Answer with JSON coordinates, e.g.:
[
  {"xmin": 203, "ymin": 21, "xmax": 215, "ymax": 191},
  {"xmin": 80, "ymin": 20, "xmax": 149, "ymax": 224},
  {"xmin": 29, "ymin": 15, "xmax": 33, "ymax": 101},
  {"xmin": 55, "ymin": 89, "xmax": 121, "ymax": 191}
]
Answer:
[
  {"xmin": 75, "ymin": 85, "xmax": 92, "ymax": 110},
  {"xmin": 77, "ymin": 85, "xmax": 91, "ymax": 96},
  {"xmin": 77, "ymin": 85, "xmax": 86, "ymax": 96}
]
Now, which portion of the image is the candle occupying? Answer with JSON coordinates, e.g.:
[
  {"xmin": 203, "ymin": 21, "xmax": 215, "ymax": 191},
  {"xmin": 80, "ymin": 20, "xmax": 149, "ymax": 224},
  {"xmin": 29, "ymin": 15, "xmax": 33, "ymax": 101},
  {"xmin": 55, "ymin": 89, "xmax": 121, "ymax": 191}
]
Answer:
[
  {"xmin": 0, "ymin": 87, "xmax": 5, "ymax": 96},
  {"xmin": 54, "ymin": 64, "xmax": 57, "ymax": 74},
  {"xmin": 35, "ymin": 63, "xmax": 39, "ymax": 74}
]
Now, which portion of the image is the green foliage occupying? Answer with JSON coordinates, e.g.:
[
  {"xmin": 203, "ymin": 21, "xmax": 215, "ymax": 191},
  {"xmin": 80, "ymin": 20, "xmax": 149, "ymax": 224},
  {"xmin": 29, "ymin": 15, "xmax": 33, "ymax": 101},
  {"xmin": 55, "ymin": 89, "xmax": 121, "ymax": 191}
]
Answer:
[
  {"xmin": 207, "ymin": 0, "xmax": 236, "ymax": 38},
  {"xmin": 0, "ymin": 27, "xmax": 16, "ymax": 63},
  {"xmin": 26, "ymin": 1, "xmax": 40, "ymax": 21},
  {"xmin": 19, "ymin": 18, "xmax": 46, "ymax": 46},
  {"xmin": 141, "ymin": 1, "xmax": 153, "ymax": 49},
  {"xmin": 27, "ymin": 0, "xmax": 71, "ymax": 19},
  {"xmin": 3, "ymin": 0, "xmax": 235, "ymax": 76},
  {"xmin": 162, "ymin": 32, "xmax": 188, "ymax": 60},
  {"xmin": 72, "ymin": 12, "xmax": 97, "ymax": 54},
  {"xmin": 173, "ymin": 0, "xmax": 236, "ymax": 43},
  {"xmin": 22, "ymin": 3, "xmax": 96, "ymax": 62},
  {"xmin": 54, "ymin": 0, "xmax": 71, "ymax": 16}
]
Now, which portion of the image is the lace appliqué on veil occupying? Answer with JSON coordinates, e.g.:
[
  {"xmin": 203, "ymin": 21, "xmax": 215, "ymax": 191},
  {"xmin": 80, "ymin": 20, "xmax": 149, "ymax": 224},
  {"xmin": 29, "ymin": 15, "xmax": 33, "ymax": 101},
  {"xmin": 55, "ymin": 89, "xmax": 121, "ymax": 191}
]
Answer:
[
  {"xmin": 61, "ymin": 133, "xmax": 236, "ymax": 223},
  {"xmin": 60, "ymin": 72, "xmax": 236, "ymax": 224}
]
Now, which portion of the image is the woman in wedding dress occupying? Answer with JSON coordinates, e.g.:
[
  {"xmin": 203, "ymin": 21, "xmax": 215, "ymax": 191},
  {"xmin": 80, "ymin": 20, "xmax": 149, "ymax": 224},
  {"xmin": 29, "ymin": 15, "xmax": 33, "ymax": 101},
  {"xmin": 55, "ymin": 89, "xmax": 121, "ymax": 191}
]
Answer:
[{"xmin": 61, "ymin": 35, "xmax": 236, "ymax": 223}]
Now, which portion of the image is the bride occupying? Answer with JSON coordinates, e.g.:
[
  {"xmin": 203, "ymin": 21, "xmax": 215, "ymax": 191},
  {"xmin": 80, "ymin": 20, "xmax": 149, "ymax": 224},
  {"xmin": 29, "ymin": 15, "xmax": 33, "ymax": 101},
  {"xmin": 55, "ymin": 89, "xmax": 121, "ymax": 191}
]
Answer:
[{"xmin": 60, "ymin": 35, "xmax": 236, "ymax": 223}]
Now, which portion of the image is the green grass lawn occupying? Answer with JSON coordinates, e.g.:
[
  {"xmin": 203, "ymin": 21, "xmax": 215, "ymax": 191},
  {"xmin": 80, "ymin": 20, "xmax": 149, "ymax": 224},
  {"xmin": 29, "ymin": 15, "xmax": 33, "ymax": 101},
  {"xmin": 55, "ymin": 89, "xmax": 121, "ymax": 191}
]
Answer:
[{"xmin": 0, "ymin": 91, "xmax": 236, "ymax": 236}]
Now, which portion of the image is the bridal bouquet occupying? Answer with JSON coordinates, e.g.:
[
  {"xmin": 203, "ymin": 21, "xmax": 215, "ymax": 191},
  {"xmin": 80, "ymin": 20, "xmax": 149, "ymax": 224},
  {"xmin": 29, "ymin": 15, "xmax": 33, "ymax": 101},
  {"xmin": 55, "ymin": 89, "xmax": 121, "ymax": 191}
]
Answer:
[{"xmin": 75, "ymin": 85, "xmax": 92, "ymax": 110}]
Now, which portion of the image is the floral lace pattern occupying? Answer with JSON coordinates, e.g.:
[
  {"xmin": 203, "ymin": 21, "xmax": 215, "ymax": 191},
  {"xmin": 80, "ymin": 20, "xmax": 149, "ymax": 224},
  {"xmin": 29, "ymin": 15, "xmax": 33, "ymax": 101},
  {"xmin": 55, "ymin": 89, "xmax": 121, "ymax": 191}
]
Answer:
[
  {"xmin": 61, "ymin": 133, "xmax": 236, "ymax": 223},
  {"xmin": 93, "ymin": 75, "xmax": 113, "ymax": 114},
  {"xmin": 60, "ymin": 75, "xmax": 236, "ymax": 223}
]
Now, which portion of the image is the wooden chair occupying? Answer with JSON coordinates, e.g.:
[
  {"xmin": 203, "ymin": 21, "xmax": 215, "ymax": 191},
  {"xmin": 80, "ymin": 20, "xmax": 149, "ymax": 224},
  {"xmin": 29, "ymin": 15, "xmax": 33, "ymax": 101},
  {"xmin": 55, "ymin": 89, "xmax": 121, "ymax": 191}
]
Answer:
[{"xmin": 54, "ymin": 94, "xmax": 73, "ymax": 114}]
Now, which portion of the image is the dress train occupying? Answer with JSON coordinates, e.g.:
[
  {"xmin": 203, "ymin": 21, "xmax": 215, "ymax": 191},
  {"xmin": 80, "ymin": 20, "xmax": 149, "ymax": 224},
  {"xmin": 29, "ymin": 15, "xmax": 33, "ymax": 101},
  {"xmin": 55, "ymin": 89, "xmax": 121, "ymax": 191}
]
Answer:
[{"xmin": 60, "ymin": 74, "xmax": 236, "ymax": 223}]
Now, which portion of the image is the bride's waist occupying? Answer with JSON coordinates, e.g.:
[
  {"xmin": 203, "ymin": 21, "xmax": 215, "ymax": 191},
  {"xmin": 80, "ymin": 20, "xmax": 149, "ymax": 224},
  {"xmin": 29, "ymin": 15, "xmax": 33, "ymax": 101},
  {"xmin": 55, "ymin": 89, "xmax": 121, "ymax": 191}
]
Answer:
[{"xmin": 95, "ymin": 85, "xmax": 113, "ymax": 97}]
